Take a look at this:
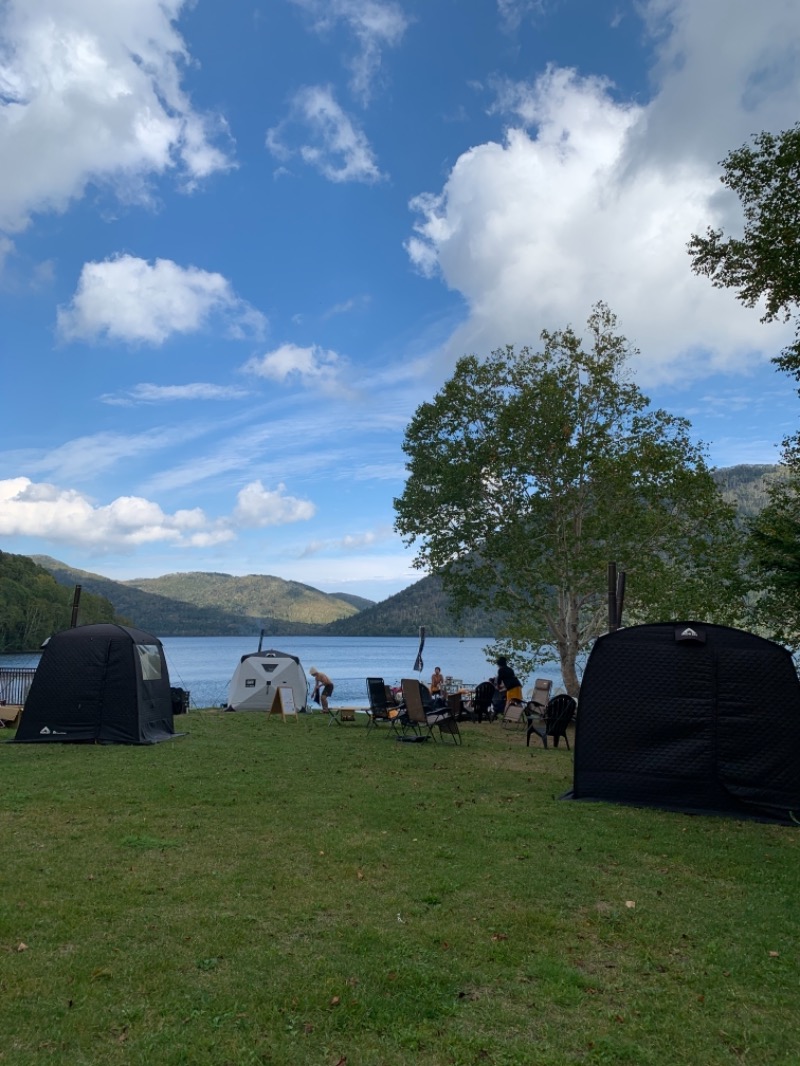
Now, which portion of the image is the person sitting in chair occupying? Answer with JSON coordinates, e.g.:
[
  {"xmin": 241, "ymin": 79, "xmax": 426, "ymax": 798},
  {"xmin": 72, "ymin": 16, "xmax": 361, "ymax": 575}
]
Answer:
[{"xmin": 430, "ymin": 666, "xmax": 445, "ymax": 697}]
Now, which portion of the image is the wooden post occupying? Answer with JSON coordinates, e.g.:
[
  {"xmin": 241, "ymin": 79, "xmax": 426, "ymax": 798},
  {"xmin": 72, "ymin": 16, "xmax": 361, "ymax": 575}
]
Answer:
[
  {"xmin": 616, "ymin": 571, "xmax": 626, "ymax": 629},
  {"xmin": 607, "ymin": 562, "xmax": 618, "ymax": 633},
  {"xmin": 70, "ymin": 585, "xmax": 82, "ymax": 628}
]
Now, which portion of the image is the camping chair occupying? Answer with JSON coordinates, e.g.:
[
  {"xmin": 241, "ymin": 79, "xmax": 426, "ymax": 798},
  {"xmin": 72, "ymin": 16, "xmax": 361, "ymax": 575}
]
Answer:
[
  {"xmin": 501, "ymin": 700, "xmax": 527, "ymax": 730},
  {"xmin": 527, "ymin": 694, "xmax": 577, "ymax": 749},
  {"xmin": 471, "ymin": 681, "xmax": 496, "ymax": 723},
  {"xmin": 525, "ymin": 678, "xmax": 553, "ymax": 720},
  {"xmin": 401, "ymin": 679, "xmax": 461, "ymax": 744},
  {"xmin": 365, "ymin": 677, "xmax": 407, "ymax": 736}
]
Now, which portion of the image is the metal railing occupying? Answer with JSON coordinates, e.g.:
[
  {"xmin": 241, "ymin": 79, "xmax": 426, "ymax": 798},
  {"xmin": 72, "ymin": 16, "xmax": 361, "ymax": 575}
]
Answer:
[{"xmin": 0, "ymin": 667, "xmax": 36, "ymax": 705}]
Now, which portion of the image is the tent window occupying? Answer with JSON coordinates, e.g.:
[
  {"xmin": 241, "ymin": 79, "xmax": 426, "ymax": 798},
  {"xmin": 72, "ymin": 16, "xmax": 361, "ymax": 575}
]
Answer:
[
  {"xmin": 136, "ymin": 644, "xmax": 162, "ymax": 681},
  {"xmin": 261, "ymin": 664, "xmax": 278, "ymax": 673}
]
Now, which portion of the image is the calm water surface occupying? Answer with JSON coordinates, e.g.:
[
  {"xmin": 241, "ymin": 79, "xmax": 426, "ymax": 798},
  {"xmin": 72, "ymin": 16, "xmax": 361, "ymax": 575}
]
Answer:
[{"xmin": 1, "ymin": 634, "xmax": 565, "ymax": 709}]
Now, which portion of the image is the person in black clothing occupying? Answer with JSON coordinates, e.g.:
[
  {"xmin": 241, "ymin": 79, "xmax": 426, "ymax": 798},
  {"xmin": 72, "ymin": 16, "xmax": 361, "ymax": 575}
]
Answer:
[{"xmin": 495, "ymin": 656, "xmax": 523, "ymax": 715}]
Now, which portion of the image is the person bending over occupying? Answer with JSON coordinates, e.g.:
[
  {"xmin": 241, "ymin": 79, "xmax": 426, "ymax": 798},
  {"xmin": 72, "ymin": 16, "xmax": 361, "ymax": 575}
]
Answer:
[
  {"xmin": 309, "ymin": 667, "xmax": 334, "ymax": 713},
  {"xmin": 494, "ymin": 656, "xmax": 523, "ymax": 715}
]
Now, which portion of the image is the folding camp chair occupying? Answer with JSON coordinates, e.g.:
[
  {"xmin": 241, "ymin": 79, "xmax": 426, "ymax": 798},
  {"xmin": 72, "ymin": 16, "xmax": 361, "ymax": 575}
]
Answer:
[
  {"xmin": 401, "ymin": 679, "xmax": 461, "ymax": 744},
  {"xmin": 365, "ymin": 677, "xmax": 406, "ymax": 736},
  {"xmin": 525, "ymin": 678, "xmax": 553, "ymax": 720},
  {"xmin": 527, "ymin": 694, "xmax": 577, "ymax": 749},
  {"xmin": 501, "ymin": 700, "xmax": 527, "ymax": 730}
]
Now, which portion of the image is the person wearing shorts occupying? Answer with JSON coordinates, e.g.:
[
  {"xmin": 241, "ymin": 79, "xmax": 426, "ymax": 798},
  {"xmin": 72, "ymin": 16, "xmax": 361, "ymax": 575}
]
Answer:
[
  {"xmin": 309, "ymin": 667, "xmax": 334, "ymax": 713},
  {"xmin": 495, "ymin": 656, "xmax": 523, "ymax": 713}
]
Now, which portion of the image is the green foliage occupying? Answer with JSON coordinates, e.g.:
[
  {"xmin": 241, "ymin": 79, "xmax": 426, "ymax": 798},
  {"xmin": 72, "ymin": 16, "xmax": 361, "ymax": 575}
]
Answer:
[
  {"xmin": 747, "ymin": 455, "xmax": 800, "ymax": 647},
  {"xmin": 0, "ymin": 713, "xmax": 797, "ymax": 1065},
  {"xmin": 0, "ymin": 551, "xmax": 119, "ymax": 651},
  {"xmin": 688, "ymin": 123, "xmax": 800, "ymax": 378},
  {"xmin": 394, "ymin": 304, "xmax": 747, "ymax": 693}
]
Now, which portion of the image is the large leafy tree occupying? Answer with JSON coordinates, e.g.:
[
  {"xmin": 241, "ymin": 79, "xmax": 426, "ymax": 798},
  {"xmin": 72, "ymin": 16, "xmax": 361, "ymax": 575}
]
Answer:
[
  {"xmin": 687, "ymin": 123, "xmax": 800, "ymax": 379},
  {"xmin": 688, "ymin": 125, "xmax": 800, "ymax": 641},
  {"xmin": 394, "ymin": 304, "xmax": 745, "ymax": 694}
]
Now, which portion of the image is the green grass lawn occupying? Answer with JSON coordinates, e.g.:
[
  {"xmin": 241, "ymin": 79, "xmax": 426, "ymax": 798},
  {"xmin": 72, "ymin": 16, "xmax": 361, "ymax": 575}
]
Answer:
[{"xmin": 0, "ymin": 711, "xmax": 797, "ymax": 1066}]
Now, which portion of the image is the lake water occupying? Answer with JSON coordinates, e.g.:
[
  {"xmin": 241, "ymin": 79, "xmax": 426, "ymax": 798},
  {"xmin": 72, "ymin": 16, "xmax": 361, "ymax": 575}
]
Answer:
[{"xmin": 1, "ymin": 635, "xmax": 565, "ymax": 709}]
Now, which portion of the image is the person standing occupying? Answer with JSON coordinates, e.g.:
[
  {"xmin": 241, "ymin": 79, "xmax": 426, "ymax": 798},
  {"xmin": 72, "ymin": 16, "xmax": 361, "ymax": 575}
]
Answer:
[
  {"xmin": 309, "ymin": 667, "xmax": 334, "ymax": 713},
  {"xmin": 494, "ymin": 656, "xmax": 523, "ymax": 714}
]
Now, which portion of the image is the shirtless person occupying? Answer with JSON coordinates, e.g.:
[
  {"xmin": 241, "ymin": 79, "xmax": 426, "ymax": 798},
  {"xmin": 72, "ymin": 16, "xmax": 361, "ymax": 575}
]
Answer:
[{"xmin": 309, "ymin": 667, "xmax": 334, "ymax": 713}]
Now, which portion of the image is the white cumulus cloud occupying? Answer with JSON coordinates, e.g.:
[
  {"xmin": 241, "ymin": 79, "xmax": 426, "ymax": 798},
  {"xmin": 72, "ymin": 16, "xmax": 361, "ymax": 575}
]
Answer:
[
  {"xmin": 57, "ymin": 255, "xmax": 266, "ymax": 345},
  {"xmin": 0, "ymin": 0, "xmax": 232, "ymax": 234},
  {"xmin": 267, "ymin": 85, "xmax": 384, "ymax": 183},
  {"xmin": 0, "ymin": 476, "xmax": 234, "ymax": 549},
  {"xmin": 405, "ymin": 1, "xmax": 800, "ymax": 386},
  {"xmin": 233, "ymin": 480, "xmax": 315, "ymax": 528},
  {"xmin": 243, "ymin": 342, "xmax": 346, "ymax": 392}
]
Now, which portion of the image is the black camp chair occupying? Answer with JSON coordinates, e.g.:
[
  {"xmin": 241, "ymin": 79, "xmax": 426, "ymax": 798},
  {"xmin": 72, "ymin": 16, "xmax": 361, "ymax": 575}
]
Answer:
[
  {"xmin": 527, "ymin": 694, "xmax": 577, "ymax": 749},
  {"xmin": 365, "ymin": 677, "xmax": 406, "ymax": 736},
  {"xmin": 471, "ymin": 681, "xmax": 496, "ymax": 722},
  {"xmin": 401, "ymin": 679, "xmax": 461, "ymax": 744}
]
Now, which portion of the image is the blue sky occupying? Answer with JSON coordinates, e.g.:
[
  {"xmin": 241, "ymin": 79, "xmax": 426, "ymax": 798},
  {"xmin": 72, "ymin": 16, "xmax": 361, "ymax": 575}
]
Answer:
[{"xmin": 1, "ymin": 0, "xmax": 799, "ymax": 601}]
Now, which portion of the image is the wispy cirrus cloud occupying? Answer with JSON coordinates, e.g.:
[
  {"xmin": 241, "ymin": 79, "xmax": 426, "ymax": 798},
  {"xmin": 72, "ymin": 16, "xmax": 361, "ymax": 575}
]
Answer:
[
  {"xmin": 288, "ymin": 0, "xmax": 409, "ymax": 103},
  {"xmin": 0, "ymin": 426, "xmax": 211, "ymax": 485},
  {"xmin": 58, "ymin": 255, "xmax": 267, "ymax": 345},
  {"xmin": 266, "ymin": 85, "xmax": 384, "ymax": 183},
  {"xmin": 299, "ymin": 525, "xmax": 394, "ymax": 557},
  {"xmin": 101, "ymin": 382, "xmax": 250, "ymax": 406}
]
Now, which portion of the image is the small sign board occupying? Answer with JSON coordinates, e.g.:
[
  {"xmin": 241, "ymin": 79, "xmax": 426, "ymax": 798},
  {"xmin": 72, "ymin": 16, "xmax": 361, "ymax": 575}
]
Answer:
[{"xmin": 270, "ymin": 684, "xmax": 297, "ymax": 722}]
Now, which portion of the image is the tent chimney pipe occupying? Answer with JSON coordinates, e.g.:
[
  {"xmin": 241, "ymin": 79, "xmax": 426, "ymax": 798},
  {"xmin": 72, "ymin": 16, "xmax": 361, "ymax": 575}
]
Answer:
[
  {"xmin": 616, "ymin": 571, "xmax": 626, "ymax": 629},
  {"xmin": 70, "ymin": 585, "xmax": 82, "ymax": 628},
  {"xmin": 257, "ymin": 629, "xmax": 265, "ymax": 653},
  {"xmin": 607, "ymin": 562, "xmax": 619, "ymax": 633}
]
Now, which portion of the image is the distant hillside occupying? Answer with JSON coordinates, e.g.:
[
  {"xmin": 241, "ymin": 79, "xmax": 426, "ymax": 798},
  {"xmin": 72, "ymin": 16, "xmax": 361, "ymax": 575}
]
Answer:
[
  {"xmin": 711, "ymin": 463, "xmax": 783, "ymax": 523},
  {"xmin": 329, "ymin": 592, "xmax": 374, "ymax": 612},
  {"xmin": 123, "ymin": 571, "xmax": 364, "ymax": 625},
  {"xmin": 24, "ymin": 464, "xmax": 782, "ymax": 640},
  {"xmin": 29, "ymin": 557, "xmax": 326, "ymax": 637},
  {"xmin": 0, "ymin": 552, "xmax": 121, "ymax": 652},
  {"xmin": 324, "ymin": 572, "xmax": 495, "ymax": 638}
]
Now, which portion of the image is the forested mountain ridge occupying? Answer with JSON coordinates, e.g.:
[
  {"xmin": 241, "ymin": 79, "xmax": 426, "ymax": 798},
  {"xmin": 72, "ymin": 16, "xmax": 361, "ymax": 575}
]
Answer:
[
  {"xmin": 122, "ymin": 571, "xmax": 363, "ymax": 624},
  {"xmin": 711, "ymin": 463, "xmax": 785, "ymax": 522},
  {"xmin": 0, "ymin": 552, "xmax": 121, "ymax": 652},
  {"xmin": 9, "ymin": 463, "xmax": 782, "ymax": 644},
  {"xmin": 324, "ymin": 572, "xmax": 494, "ymax": 637},
  {"xmin": 27, "ymin": 558, "xmax": 338, "ymax": 638}
]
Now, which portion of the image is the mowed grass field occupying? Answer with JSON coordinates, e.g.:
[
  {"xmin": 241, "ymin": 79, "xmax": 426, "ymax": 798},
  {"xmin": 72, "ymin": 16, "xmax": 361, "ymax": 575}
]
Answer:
[{"xmin": 0, "ymin": 710, "xmax": 797, "ymax": 1066}]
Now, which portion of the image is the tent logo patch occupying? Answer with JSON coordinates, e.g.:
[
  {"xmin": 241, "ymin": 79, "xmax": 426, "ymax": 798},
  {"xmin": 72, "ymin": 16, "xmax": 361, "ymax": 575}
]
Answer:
[
  {"xmin": 39, "ymin": 726, "xmax": 51, "ymax": 734},
  {"xmin": 675, "ymin": 625, "xmax": 706, "ymax": 644}
]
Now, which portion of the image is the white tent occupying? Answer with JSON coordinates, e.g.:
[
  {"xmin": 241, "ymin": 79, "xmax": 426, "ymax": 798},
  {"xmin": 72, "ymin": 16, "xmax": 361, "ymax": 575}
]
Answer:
[{"xmin": 226, "ymin": 648, "xmax": 308, "ymax": 713}]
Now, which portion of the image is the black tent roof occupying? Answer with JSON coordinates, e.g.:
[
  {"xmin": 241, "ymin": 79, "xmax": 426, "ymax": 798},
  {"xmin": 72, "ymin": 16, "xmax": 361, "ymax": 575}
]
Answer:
[
  {"xmin": 570, "ymin": 621, "xmax": 800, "ymax": 823},
  {"xmin": 14, "ymin": 623, "xmax": 177, "ymax": 745}
]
